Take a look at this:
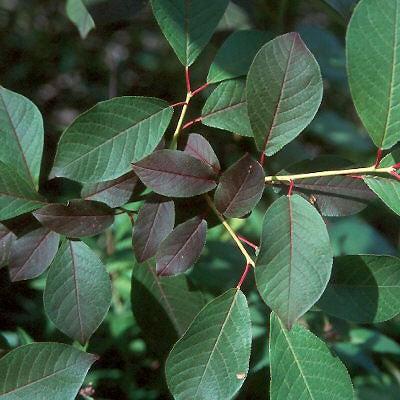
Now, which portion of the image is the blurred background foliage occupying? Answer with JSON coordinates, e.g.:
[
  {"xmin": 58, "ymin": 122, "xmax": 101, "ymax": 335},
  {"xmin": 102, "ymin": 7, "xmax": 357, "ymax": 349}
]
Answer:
[{"xmin": 0, "ymin": 0, "xmax": 399, "ymax": 399}]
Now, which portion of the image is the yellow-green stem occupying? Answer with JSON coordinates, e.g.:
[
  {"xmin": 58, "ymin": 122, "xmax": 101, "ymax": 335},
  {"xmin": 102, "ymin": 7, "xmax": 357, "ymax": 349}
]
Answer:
[{"xmin": 170, "ymin": 91, "xmax": 192, "ymax": 150}]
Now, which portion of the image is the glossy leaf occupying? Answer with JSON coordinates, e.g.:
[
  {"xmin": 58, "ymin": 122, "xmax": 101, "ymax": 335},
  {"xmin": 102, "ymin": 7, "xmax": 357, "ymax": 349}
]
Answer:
[
  {"xmin": 0, "ymin": 342, "xmax": 97, "ymax": 399},
  {"xmin": 0, "ymin": 86, "xmax": 43, "ymax": 189},
  {"xmin": 214, "ymin": 154, "xmax": 265, "ymax": 218},
  {"xmin": 150, "ymin": 0, "xmax": 229, "ymax": 66},
  {"xmin": 81, "ymin": 171, "xmax": 138, "ymax": 208},
  {"xmin": 166, "ymin": 289, "xmax": 252, "ymax": 400},
  {"xmin": 0, "ymin": 223, "xmax": 15, "ymax": 268},
  {"xmin": 318, "ymin": 255, "xmax": 400, "ymax": 323},
  {"xmin": 33, "ymin": 200, "xmax": 114, "ymax": 237},
  {"xmin": 8, "ymin": 227, "xmax": 59, "ymax": 282},
  {"xmin": 0, "ymin": 161, "xmax": 44, "ymax": 220},
  {"xmin": 133, "ymin": 199, "xmax": 175, "ymax": 262},
  {"xmin": 202, "ymin": 78, "xmax": 253, "ymax": 137},
  {"xmin": 132, "ymin": 150, "xmax": 217, "ymax": 197},
  {"xmin": 184, "ymin": 133, "xmax": 220, "ymax": 173},
  {"xmin": 269, "ymin": 312, "xmax": 354, "ymax": 400},
  {"xmin": 156, "ymin": 217, "xmax": 207, "ymax": 276},
  {"xmin": 44, "ymin": 240, "xmax": 112, "ymax": 343},
  {"xmin": 131, "ymin": 259, "xmax": 205, "ymax": 354},
  {"xmin": 255, "ymin": 195, "xmax": 333, "ymax": 329},
  {"xmin": 207, "ymin": 30, "xmax": 270, "ymax": 83},
  {"xmin": 247, "ymin": 32, "xmax": 323, "ymax": 156},
  {"xmin": 51, "ymin": 97, "xmax": 173, "ymax": 183},
  {"xmin": 66, "ymin": 0, "xmax": 95, "ymax": 39},
  {"xmin": 347, "ymin": 0, "xmax": 400, "ymax": 149}
]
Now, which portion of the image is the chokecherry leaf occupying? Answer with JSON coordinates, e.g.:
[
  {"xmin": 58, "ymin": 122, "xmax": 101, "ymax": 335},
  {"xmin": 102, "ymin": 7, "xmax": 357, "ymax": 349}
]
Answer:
[
  {"xmin": 66, "ymin": 0, "xmax": 95, "ymax": 39},
  {"xmin": 0, "ymin": 223, "xmax": 16, "ymax": 268}
]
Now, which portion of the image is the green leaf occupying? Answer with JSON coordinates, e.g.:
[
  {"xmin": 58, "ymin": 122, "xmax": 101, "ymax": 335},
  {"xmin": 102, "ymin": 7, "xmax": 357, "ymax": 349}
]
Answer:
[
  {"xmin": 44, "ymin": 240, "xmax": 112, "ymax": 344},
  {"xmin": 347, "ymin": 0, "xmax": 400, "ymax": 149},
  {"xmin": 51, "ymin": 97, "xmax": 173, "ymax": 183},
  {"xmin": 202, "ymin": 78, "xmax": 253, "ymax": 137},
  {"xmin": 318, "ymin": 255, "xmax": 400, "ymax": 323},
  {"xmin": 350, "ymin": 328, "xmax": 400, "ymax": 355},
  {"xmin": 131, "ymin": 258, "xmax": 206, "ymax": 355},
  {"xmin": 0, "ymin": 161, "xmax": 44, "ymax": 221},
  {"xmin": 255, "ymin": 195, "xmax": 333, "ymax": 329},
  {"xmin": 207, "ymin": 30, "xmax": 270, "ymax": 84},
  {"xmin": 150, "ymin": 0, "xmax": 229, "ymax": 66},
  {"xmin": 321, "ymin": 0, "xmax": 357, "ymax": 18},
  {"xmin": 66, "ymin": 0, "xmax": 95, "ymax": 39},
  {"xmin": 269, "ymin": 312, "xmax": 354, "ymax": 400},
  {"xmin": 247, "ymin": 32, "xmax": 323, "ymax": 156},
  {"xmin": 0, "ymin": 86, "xmax": 44, "ymax": 189},
  {"xmin": 0, "ymin": 342, "xmax": 96, "ymax": 399},
  {"xmin": 166, "ymin": 289, "xmax": 251, "ymax": 400}
]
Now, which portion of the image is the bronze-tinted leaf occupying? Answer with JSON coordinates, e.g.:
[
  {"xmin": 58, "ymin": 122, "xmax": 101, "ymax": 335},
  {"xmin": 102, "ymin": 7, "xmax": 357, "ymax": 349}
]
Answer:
[{"xmin": 0, "ymin": 223, "xmax": 16, "ymax": 268}]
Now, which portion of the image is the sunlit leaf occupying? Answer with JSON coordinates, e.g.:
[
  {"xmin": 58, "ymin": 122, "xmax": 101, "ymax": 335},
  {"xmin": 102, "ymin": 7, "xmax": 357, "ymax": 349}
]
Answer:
[
  {"xmin": 184, "ymin": 133, "xmax": 220, "ymax": 173},
  {"xmin": 66, "ymin": 0, "xmax": 95, "ymax": 39}
]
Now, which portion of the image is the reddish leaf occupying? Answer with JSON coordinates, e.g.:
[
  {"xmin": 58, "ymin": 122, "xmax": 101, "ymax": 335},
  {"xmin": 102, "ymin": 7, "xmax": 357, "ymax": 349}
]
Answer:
[
  {"xmin": 0, "ymin": 223, "xmax": 16, "ymax": 268},
  {"xmin": 33, "ymin": 200, "xmax": 114, "ymax": 237},
  {"xmin": 156, "ymin": 217, "xmax": 207, "ymax": 276},
  {"xmin": 184, "ymin": 133, "xmax": 220, "ymax": 174},
  {"xmin": 132, "ymin": 150, "xmax": 217, "ymax": 197},
  {"xmin": 81, "ymin": 172, "xmax": 138, "ymax": 208},
  {"xmin": 8, "ymin": 227, "xmax": 60, "ymax": 281},
  {"xmin": 133, "ymin": 199, "xmax": 175, "ymax": 262},
  {"xmin": 214, "ymin": 154, "xmax": 265, "ymax": 218}
]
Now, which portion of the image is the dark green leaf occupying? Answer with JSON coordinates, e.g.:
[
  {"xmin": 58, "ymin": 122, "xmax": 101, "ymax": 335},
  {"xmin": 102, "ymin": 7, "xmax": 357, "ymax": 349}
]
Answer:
[
  {"xmin": 33, "ymin": 200, "xmax": 114, "ymax": 237},
  {"xmin": 322, "ymin": 0, "xmax": 357, "ymax": 18},
  {"xmin": 51, "ymin": 97, "xmax": 173, "ymax": 183},
  {"xmin": 44, "ymin": 239, "xmax": 112, "ymax": 343},
  {"xmin": 214, "ymin": 154, "xmax": 265, "ymax": 218},
  {"xmin": 255, "ymin": 195, "xmax": 333, "ymax": 329},
  {"xmin": 318, "ymin": 255, "xmax": 400, "ymax": 323},
  {"xmin": 0, "ymin": 224, "xmax": 15, "ymax": 268},
  {"xmin": 350, "ymin": 328, "xmax": 400, "ymax": 355},
  {"xmin": 184, "ymin": 133, "xmax": 220, "ymax": 173},
  {"xmin": 202, "ymin": 78, "xmax": 253, "ymax": 137},
  {"xmin": 166, "ymin": 289, "xmax": 252, "ymax": 400},
  {"xmin": 133, "ymin": 199, "xmax": 175, "ymax": 262},
  {"xmin": 8, "ymin": 227, "xmax": 59, "ymax": 282},
  {"xmin": 269, "ymin": 312, "xmax": 354, "ymax": 400},
  {"xmin": 150, "ymin": 0, "xmax": 229, "ymax": 66},
  {"xmin": 347, "ymin": 0, "xmax": 400, "ymax": 149},
  {"xmin": 132, "ymin": 150, "xmax": 217, "ymax": 197},
  {"xmin": 66, "ymin": 0, "xmax": 95, "ymax": 39},
  {"xmin": 247, "ymin": 32, "xmax": 323, "ymax": 156},
  {"xmin": 207, "ymin": 30, "xmax": 270, "ymax": 83},
  {"xmin": 156, "ymin": 217, "xmax": 207, "ymax": 276}
]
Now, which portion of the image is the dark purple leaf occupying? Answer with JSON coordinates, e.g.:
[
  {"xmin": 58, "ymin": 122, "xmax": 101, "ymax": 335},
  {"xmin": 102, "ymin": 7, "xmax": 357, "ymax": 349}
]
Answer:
[
  {"xmin": 33, "ymin": 200, "xmax": 114, "ymax": 237},
  {"xmin": 0, "ymin": 223, "xmax": 16, "ymax": 268},
  {"xmin": 184, "ymin": 133, "xmax": 220, "ymax": 174},
  {"xmin": 156, "ymin": 217, "xmax": 207, "ymax": 276},
  {"xmin": 133, "ymin": 199, "xmax": 175, "ymax": 262},
  {"xmin": 132, "ymin": 150, "xmax": 217, "ymax": 197},
  {"xmin": 8, "ymin": 228, "xmax": 60, "ymax": 281},
  {"xmin": 2, "ymin": 213, "xmax": 41, "ymax": 237},
  {"xmin": 81, "ymin": 172, "xmax": 138, "ymax": 208},
  {"xmin": 214, "ymin": 154, "xmax": 265, "ymax": 218}
]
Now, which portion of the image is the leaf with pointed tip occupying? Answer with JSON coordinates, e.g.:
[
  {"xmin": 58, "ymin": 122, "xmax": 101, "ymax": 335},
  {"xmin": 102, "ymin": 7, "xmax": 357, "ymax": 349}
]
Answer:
[
  {"xmin": 81, "ymin": 171, "xmax": 138, "ymax": 208},
  {"xmin": 215, "ymin": 154, "xmax": 265, "ymax": 218},
  {"xmin": 33, "ymin": 200, "xmax": 114, "ymax": 237},
  {"xmin": 51, "ymin": 97, "xmax": 173, "ymax": 183},
  {"xmin": 0, "ymin": 342, "xmax": 97, "ymax": 399},
  {"xmin": 8, "ymin": 227, "xmax": 59, "ymax": 282},
  {"xmin": 0, "ymin": 86, "xmax": 44, "ymax": 189},
  {"xmin": 66, "ymin": 0, "xmax": 95, "ymax": 39},
  {"xmin": 132, "ymin": 150, "xmax": 217, "ymax": 197},
  {"xmin": 247, "ymin": 32, "xmax": 323, "ymax": 156},
  {"xmin": 0, "ymin": 161, "xmax": 44, "ymax": 221},
  {"xmin": 269, "ymin": 312, "xmax": 354, "ymax": 400},
  {"xmin": 166, "ymin": 289, "xmax": 251, "ymax": 400},
  {"xmin": 207, "ymin": 30, "xmax": 270, "ymax": 83},
  {"xmin": 347, "ymin": 0, "xmax": 400, "ymax": 149},
  {"xmin": 202, "ymin": 79, "xmax": 253, "ymax": 137},
  {"xmin": 318, "ymin": 255, "xmax": 400, "ymax": 323},
  {"xmin": 150, "ymin": 0, "xmax": 229, "ymax": 66},
  {"xmin": 133, "ymin": 199, "xmax": 175, "ymax": 262},
  {"xmin": 184, "ymin": 133, "xmax": 220, "ymax": 174},
  {"xmin": 156, "ymin": 217, "xmax": 207, "ymax": 276},
  {"xmin": 44, "ymin": 240, "xmax": 112, "ymax": 344},
  {"xmin": 0, "ymin": 224, "xmax": 15, "ymax": 268},
  {"xmin": 131, "ymin": 258, "xmax": 205, "ymax": 355},
  {"xmin": 255, "ymin": 195, "xmax": 333, "ymax": 329}
]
